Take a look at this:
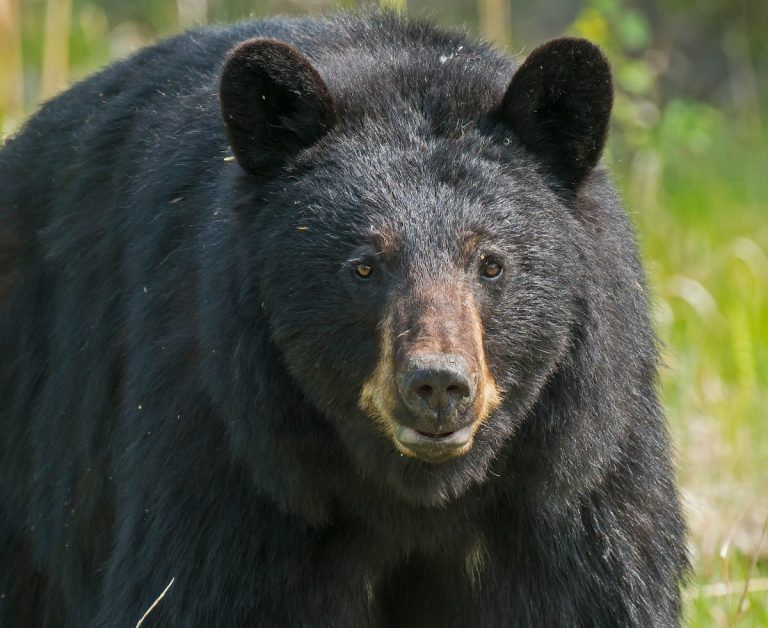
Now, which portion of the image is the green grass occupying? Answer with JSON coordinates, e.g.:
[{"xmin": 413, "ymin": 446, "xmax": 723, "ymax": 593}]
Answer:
[{"xmin": 617, "ymin": 101, "xmax": 768, "ymax": 626}]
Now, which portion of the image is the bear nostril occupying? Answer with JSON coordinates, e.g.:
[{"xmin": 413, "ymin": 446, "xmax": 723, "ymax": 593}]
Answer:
[
  {"xmin": 400, "ymin": 354, "xmax": 476, "ymax": 419},
  {"xmin": 417, "ymin": 384, "xmax": 433, "ymax": 398}
]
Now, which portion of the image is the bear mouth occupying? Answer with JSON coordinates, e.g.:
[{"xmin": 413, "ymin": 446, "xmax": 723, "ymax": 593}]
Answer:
[
  {"xmin": 393, "ymin": 424, "xmax": 474, "ymax": 464},
  {"xmin": 416, "ymin": 429, "xmax": 457, "ymax": 438}
]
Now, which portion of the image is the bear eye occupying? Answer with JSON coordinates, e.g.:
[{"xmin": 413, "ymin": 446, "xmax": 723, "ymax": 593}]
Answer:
[
  {"xmin": 354, "ymin": 263, "xmax": 374, "ymax": 279},
  {"xmin": 480, "ymin": 259, "xmax": 503, "ymax": 280}
]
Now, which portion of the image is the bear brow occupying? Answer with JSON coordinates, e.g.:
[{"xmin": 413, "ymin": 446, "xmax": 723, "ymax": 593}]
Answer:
[
  {"xmin": 368, "ymin": 229, "xmax": 399, "ymax": 258},
  {"xmin": 460, "ymin": 231, "xmax": 484, "ymax": 260}
]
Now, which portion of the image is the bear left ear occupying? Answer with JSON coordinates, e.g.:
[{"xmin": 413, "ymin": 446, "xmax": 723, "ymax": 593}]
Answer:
[
  {"xmin": 220, "ymin": 38, "xmax": 337, "ymax": 177},
  {"xmin": 495, "ymin": 38, "xmax": 613, "ymax": 190}
]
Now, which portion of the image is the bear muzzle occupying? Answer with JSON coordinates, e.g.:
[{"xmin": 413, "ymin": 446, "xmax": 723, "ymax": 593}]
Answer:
[
  {"xmin": 391, "ymin": 352, "xmax": 478, "ymax": 462},
  {"xmin": 359, "ymin": 282, "xmax": 501, "ymax": 463}
]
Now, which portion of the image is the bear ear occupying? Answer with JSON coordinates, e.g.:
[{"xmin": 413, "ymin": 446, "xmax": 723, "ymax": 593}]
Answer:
[
  {"xmin": 220, "ymin": 38, "xmax": 337, "ymax": 177},
  {"xmin": 495, "ymin": 38, "xmax": 613, "ymax": 190}
]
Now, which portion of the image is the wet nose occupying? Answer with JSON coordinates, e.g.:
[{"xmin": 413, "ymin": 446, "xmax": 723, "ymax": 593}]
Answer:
[{"xmin": 398, "ymin": 354, "xmax": 476, "ymax": 423}]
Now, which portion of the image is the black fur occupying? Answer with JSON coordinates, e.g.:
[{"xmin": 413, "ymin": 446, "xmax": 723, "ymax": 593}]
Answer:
[{"xmin": 0, "ymin": 11, "xmax": 687, "ymax": 627}]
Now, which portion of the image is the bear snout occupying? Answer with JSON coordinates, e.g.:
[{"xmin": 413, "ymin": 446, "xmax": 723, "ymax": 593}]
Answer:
[{"xmin": 396, "ymin": 353, "xmax": 477, "ymax": 430}]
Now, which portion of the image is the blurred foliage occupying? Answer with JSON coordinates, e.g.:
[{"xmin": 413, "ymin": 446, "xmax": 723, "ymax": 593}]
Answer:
[
  {"xmin": 572, "ymin": 0, "xmax": 658, "ymax": 151},
  {"xmin": 640, "ymin": 110, "xmax": 768, "ymax": 626},
  {"xmin": 1, "ymin": 0, "xmax": 766, "ymax": 625}
]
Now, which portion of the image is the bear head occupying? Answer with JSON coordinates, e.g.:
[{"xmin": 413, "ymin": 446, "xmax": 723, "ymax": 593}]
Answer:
[{"xmin": 215, "ymin": 31, "xmax": 613, "ymax": 507}]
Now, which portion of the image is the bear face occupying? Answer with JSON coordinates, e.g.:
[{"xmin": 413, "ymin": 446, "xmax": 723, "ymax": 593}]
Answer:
[{"xmin": 219, "ymin": 37, "xmax": 611, "ymax": 506}]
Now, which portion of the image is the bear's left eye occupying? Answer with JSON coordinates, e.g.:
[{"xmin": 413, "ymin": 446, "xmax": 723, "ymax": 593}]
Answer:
[
  {"xmin": 354, "ymin": 263, "xmax": 374, "ymax": 279},
  {"xmin": 480, "ymin": 258, "xmax": 503, "ymax": 280}
]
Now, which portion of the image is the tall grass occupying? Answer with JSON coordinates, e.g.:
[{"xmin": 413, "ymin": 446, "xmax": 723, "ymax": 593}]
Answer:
[
  {"xmin": 627, "ymin": 103, "xmax": 768, "ymax": 626},
  {"xmin": 0, "ymin": 0, "xmax": 23, "ymax": 132}
]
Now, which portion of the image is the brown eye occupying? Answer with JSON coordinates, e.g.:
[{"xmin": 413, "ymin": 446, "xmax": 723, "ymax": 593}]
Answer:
[
  {"xmin": 355, "ymin": 263, "xmax": 373, "ymax": 279},
  {"xmin": 481, "ymin": 259, "xmax": 503, "ymax": 279}
]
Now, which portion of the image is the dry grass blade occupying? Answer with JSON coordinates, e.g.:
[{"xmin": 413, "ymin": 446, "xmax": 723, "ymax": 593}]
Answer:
[
  {"xmin": 695, "ymin": 577, "xmax": 768, "ymax": 599},
  {"xmin": 135, "ymin": 577, "xmax": 175, "ymax": 628},
  {"xmin": 735, "ymin": 511, "xmax": 768, "ymax": 619}
]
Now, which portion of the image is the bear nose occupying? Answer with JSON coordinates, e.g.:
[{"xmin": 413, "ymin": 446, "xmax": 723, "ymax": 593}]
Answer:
[{"xmin": 398, "ymin": 354, "xmax": 476, "ymax": 425}]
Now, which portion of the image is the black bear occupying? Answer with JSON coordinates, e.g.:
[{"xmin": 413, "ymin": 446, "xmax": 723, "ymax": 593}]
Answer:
[{"xmin": 0, "ymin": 11, "xmax": 687, "ymax": 627}]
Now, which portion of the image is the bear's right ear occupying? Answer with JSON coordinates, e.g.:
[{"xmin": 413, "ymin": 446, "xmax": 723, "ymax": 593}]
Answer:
[
  {"xmin": 220, "ymin": 38, "xmax": 337, "ymax": 177},
  {"xmin": 494, "ymin": 38, "xmax": 613, "ymax": 190}
]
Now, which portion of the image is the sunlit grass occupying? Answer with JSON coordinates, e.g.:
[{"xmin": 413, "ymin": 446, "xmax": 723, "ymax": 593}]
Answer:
[{"xmin": 617, "ymin": 102, "xmax": 768, "ymax": 626}]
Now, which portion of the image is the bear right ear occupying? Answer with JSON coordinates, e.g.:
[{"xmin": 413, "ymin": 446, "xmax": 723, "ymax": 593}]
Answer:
[
  {"xmin": 494, "ymin": 38, "xmax": 613, "ymax": 190},
  {"xmin": 220, "ymin": 38, "xmax": 337, "ymax": 177}
]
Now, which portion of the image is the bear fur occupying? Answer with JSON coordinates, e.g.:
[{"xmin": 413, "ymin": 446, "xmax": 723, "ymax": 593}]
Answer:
[{"xmin": 0, "ymin": 11, "xmax": 687, "ymax": 627}]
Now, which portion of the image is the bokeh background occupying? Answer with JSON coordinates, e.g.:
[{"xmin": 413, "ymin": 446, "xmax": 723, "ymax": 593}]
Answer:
[{"xmin": 1, "ymin": 0, "xmax": 765, "ymax": 624}]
